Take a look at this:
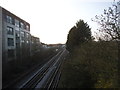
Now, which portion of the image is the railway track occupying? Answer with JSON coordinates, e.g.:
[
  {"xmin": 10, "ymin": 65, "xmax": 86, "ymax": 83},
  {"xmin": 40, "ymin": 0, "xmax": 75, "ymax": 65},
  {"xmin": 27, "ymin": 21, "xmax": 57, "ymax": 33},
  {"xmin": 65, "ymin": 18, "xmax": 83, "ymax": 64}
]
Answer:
[
  {"xmin": 12, "ymin": 47, "xmax": 67, "ymax": 89},
  {"xmin": 3, "ymin": 49, "xmax": 59, "ymax": 89},
  {"xmin": 35, "ymin": 49, "xmax": 66, "ymax": 89}
]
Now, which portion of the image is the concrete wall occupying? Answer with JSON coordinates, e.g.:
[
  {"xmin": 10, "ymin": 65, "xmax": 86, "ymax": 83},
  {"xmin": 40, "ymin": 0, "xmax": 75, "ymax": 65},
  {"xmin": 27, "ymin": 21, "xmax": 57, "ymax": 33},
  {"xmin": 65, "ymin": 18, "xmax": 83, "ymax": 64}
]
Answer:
[{"xmin": 0, "ymin": 6, "xmax": 2, "ymax": 90}]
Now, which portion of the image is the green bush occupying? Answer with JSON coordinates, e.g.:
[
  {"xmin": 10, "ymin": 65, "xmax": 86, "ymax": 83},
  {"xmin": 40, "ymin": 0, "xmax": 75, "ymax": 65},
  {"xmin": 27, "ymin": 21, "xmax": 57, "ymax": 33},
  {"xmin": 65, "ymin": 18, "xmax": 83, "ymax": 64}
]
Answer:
[{"xmin": 59, "ymin": 41, "xmax": 118, "ymax": 88}]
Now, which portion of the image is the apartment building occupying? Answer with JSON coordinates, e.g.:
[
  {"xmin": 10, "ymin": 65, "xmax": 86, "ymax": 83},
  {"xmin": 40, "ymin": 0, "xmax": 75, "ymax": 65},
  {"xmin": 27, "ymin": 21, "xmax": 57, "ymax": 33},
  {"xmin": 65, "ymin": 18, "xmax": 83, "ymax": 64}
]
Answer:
[{"xmin": 0, "ymin": 7, "xmax": 31, "ymax": 64}]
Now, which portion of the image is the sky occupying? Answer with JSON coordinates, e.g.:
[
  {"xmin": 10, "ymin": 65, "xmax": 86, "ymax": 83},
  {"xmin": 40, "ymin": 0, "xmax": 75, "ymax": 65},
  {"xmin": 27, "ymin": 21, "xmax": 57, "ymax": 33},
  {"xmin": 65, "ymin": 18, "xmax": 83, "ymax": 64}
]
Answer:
[{"xmin": 0, "ymin": 0, "xmax": 117, "ymax": 44}]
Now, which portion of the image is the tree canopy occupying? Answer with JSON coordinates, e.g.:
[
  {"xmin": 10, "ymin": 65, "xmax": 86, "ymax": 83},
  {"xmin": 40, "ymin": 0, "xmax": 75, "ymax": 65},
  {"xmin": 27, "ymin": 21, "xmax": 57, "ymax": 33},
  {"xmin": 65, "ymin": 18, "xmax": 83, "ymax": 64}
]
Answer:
[
  {"xmin": 66, "ymin": 20, "xmax": 92, "ymax": 52},
  {"xmin": 92, "ymin": 1, "xmax": 120, "ymax": 41}
]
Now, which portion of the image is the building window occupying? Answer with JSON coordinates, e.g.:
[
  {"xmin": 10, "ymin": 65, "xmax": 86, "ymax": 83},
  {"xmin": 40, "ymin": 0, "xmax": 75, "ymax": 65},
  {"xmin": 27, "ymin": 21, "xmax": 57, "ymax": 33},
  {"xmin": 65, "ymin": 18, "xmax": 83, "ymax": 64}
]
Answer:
[
  {"xmin": 26, "ymin": 33, "xmax": 29, "ymax": 38},
  {"xmin": 7, "ymin": 26, "xmax": 14, "ymax": 35},
  {"xmin": 21, "ymin": 40, "xmax": 25, "ymax": 43},
  {"xmin": 21, "ymin": 31, "xmax": 25, "ymax": 38},
  {"xmin": 26, "ymin": 25, "xmax": 29, "ymax": 31},
  {"xmin": 20, "ymin": 22, "xmax": 24, "ymax": 29},
  {"xmin": 8, "ymin": 38, "xmax": 14, "ymax": 46},
  {"xmin": 26, "ymin": 41, "xmax": 29, "ymax": 44},
  {"xmin": 21, "ymin": 32, "xmax": 25, "ymax": 43},
  {"xmin": 15, "ymin": 19, "xmax": 19, "ymax": 27},
  {"xmin": 8, "ymin": 49, "xmax": 14, "ymax": 58},
  {"xmin": 15, "ymin": 28, "xmax": 19, "ymax": 31},
  {"xmin": 16, "ymin": 33, "xmax": 20, "ymax": 43},
  {"xmin": 16, "ymin": 33, "xmax": 20, "ymax": 38},
  {"xmin": 6, "ymin": 15, "xmax": 14, "ymax": 24}
]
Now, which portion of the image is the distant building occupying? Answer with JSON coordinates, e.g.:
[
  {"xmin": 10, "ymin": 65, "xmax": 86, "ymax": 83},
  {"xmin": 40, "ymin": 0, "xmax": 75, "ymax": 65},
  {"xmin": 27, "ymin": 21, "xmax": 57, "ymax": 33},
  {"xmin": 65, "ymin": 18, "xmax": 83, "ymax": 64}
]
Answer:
[
  {"xmin": 31, "ymin": 36, "xmax": 41, "ymax": 55},
  {"xmin": 0, "ymin": 6, "xmax": 31, "ymax": 63}
]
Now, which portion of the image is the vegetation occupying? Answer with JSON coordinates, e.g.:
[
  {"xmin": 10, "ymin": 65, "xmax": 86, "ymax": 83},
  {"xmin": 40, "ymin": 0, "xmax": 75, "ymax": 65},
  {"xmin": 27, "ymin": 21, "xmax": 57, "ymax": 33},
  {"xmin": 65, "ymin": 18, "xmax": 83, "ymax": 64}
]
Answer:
[
  {"xmin": 66, "ymin": 20, "xmax": 92, "ymax": 52},
  {"xmin": 59, "ymin": 41, "xmax": 118, "ymax": 88},
  {"xmin": 3, "ymin": 47, "xmax": 58, "ymax": 86},
  {"xmin": 92, "ymin": 1, "xmax": 120, "ymax": 41},
  {"xmin": 58, "ymin": 1, "xmax": 119, "ymax": 88}
]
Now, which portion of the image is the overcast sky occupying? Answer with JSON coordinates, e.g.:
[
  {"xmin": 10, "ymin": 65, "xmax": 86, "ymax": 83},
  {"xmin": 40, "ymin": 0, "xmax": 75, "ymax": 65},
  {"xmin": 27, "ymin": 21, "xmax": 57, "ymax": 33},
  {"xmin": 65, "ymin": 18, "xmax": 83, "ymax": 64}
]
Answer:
[{"xmin": 0, "ymin": 0, "xmax": 116, "ymax": 44}]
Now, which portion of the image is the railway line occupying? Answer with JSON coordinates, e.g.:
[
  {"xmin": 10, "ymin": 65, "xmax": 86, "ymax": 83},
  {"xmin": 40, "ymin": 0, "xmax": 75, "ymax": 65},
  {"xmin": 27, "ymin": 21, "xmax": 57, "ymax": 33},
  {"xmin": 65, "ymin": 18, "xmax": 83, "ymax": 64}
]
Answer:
[{"xmin": 5, "ymin": 47, "xmax": 68, "ymax": 89}]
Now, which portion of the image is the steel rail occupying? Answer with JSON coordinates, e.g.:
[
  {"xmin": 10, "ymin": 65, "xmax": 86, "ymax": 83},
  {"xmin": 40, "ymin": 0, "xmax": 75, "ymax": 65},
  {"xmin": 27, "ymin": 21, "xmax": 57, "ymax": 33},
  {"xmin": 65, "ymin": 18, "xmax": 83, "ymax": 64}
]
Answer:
[
  {"xmin": 18, "ymin": 50, "xmax": 64, "ymax": 88},
  {"xmin": 35, "ymin": 49, "xmax": 66, "ymax": 89}
]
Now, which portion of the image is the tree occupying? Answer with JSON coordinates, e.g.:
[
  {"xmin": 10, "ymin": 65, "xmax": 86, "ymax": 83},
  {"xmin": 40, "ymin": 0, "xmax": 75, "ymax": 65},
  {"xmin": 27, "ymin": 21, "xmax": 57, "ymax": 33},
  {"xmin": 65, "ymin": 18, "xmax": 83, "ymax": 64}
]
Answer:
[
  {"xmin": 92, "ymin": 1, "xmax": 120, "ymax": 87},
  {"xmin": 92, "ymin": 0, "xmax": 120, "ymax": 41},
  {"xmin": 66, "ymin": 20, "xmax": 92, "ymax": 52}
]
